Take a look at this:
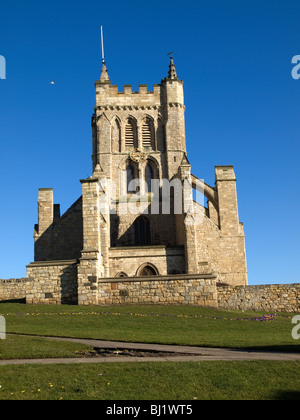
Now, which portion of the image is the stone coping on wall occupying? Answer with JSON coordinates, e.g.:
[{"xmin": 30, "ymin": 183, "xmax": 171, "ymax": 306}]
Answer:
[
  {"xmin": 109, "ymin": 245, "xmax": 184, "ymax": 251},
  {"xmin": 26, "ymin": 260, "xmax": 78, "ymax": 269},
  {"xmin": 217, "ymin": 283, "xmax": 300, "ymax": 289},
  {"xmin": 98, "ymin": 273, "xmax": 217, "ymax": 284}
]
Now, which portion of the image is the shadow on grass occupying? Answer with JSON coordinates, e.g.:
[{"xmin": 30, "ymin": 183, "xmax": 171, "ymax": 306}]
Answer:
[
  {"xmin": 0, "ymin": 298, "xmax": 26, "ymax": 304},
  {"xmin": 240, "ymin": 345, "xmax": 300, "ymax": 353},
  {"xmin": 273, "ymin": 391, "xmax": 300, "ymax": 400}
]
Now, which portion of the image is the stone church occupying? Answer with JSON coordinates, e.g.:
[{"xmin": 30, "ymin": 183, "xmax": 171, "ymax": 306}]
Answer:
[{"xmin": 26, "ymin": 56, "xmax": 247, "ymax": 306}]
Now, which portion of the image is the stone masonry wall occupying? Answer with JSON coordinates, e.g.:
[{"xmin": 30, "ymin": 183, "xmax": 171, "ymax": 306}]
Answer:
[
  {"xmin": 109, "ymin": 246, "xmax": 185, "ymax": 278},
  {"xmin": 0, "ymin": 278, "xmax": 27, "ymax": 301},
  {"xmin": 35, "ymin": 196, "xmax": 83, "ymax": 262},
  {"xmin": 1, "ymin": 274, "xmax": 299, "ymax": 313},
  {"xmin": 26, "ymin": 260, "xmax": 78, "ymax": 305},
  {"xmin": 218, "ymin": 284, "xmax": 300, "ymax": 313},
  {"xmin": 98, "ymin": 274, "xmax": 217, "ymax": 307}
]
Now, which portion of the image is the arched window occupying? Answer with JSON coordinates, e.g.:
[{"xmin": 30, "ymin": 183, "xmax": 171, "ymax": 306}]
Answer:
[
  {"xmin": 157, "ymin": 118, "xmax": 166, "ymax": 151},
  {"xmin": 145, "ymin": 163, "xmax": 153, "ymax": 192},
  {"xmin": 126, "ymin": 165, "xmax": 135, "ymax": 193},
  {"xmin": 137, "ymin": 263, "xmax": 158, "ymax": 276},
  {"xmin": 111, "ymin": 118, "xmax": 121, "ymax": 152},
  {"xmin": 115, "ymin": 272, "xmax": 128, "ymax": 278},
  {"xmin": 142, "ymin": 117, "xmax": 154, "ymax": 149},
  {"xmin": 134, "ymin": 216, "xmax": 151, "ymax": 246},
  {"xmin": 125, "ymin": 118, "xmax": 137, "ymax": 148}
]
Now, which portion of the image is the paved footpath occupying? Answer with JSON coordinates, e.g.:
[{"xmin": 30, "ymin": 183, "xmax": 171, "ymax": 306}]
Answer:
[{"xmin": 1, "ymin": 335, "xmax": 300, "ymax": 366}]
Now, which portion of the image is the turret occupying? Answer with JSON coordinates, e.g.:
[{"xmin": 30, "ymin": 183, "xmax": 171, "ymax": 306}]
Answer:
[{"xmin": 162, "ymin": 56, "xmax": 186, "ymax": 178}]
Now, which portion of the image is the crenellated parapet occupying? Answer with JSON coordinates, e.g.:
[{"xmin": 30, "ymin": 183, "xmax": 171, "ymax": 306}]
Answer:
[{"xmin": 95, "ymin": 83, "xmax": 162, "ymax": 108}]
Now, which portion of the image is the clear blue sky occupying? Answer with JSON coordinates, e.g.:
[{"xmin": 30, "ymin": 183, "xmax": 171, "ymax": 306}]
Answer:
[{"xmin": 0, "ymin": 0, "xmax": 299, "ymax": 285}]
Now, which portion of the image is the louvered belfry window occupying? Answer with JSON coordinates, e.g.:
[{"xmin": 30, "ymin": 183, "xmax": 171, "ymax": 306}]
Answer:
[
  {"xmin": 142, "ymin": 118, "xmax": 153, "ymax": 148},
  {"xmin": 125, "ymin": 118, "xmax": 135, "ymax": 147}
]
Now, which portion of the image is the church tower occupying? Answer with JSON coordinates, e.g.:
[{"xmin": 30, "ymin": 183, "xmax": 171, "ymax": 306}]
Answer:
[
  {"xmin": 28, "ymin": 53, "xmax": 247, "ymax": 306},
  {"xmin": 77, "ymin": 57, "xmax": 190, "ymax": 304}
]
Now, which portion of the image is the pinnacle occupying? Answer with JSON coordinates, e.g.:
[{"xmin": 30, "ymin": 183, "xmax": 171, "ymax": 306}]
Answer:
[
  {"xmin": 168, "ymin": 56, "xmax": 178, "ymax": 80},
  {"xmin": 100, "ymin": 61, "xmax": 110, "ymax": 83}
]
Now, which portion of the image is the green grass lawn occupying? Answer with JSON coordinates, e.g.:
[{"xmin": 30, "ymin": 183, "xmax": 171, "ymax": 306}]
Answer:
[
  {"xmin": 0, "ymin": 302, "xmax": 299, "ymax": 400},
  {"xmin": 0, "ymin": 334, "xmax": 93, "ymax": 360},
  {"xmin": 0, "ymin": 302, "xmax": 298, "ymax": 351},
  {"xmin": 0, "ymin": 361, "xmax": 299, "ymax": 400}
]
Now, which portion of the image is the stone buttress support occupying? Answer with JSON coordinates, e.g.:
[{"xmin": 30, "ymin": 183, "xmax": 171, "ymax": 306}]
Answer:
[
  {"xmin": 215, "ymin": 166, "xmax": 239, "ymax": 235},
  {"xmin": 77, "ymin": 172, "xmax": 110, "ymax": 305},
  {"xmin": 179, "ymin": 157, "xmax": 199, "ymax": 274},
  {"xmin": 215, "ymin": 166, "xmax": 248, "ymax": 285}
]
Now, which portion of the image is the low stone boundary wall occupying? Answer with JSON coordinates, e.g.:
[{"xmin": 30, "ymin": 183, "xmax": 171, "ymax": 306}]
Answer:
[
  {"xmin": 98, "ymin": 274, "xmax": 218, "ymax": 307},
  {"xmin": 217, "ymin": 283, "xmax": 300, "ymax": 313},
  {"xmin": 26, "ymin": 260, "xmax": 78, "ymax": 305},
  {"xmin": 2, "ymin": 270, "xmax": 299, "ymax": 313},
  {"xmin": 0, "ymin": 278, "xmax": 27, "ymax": 302}
]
